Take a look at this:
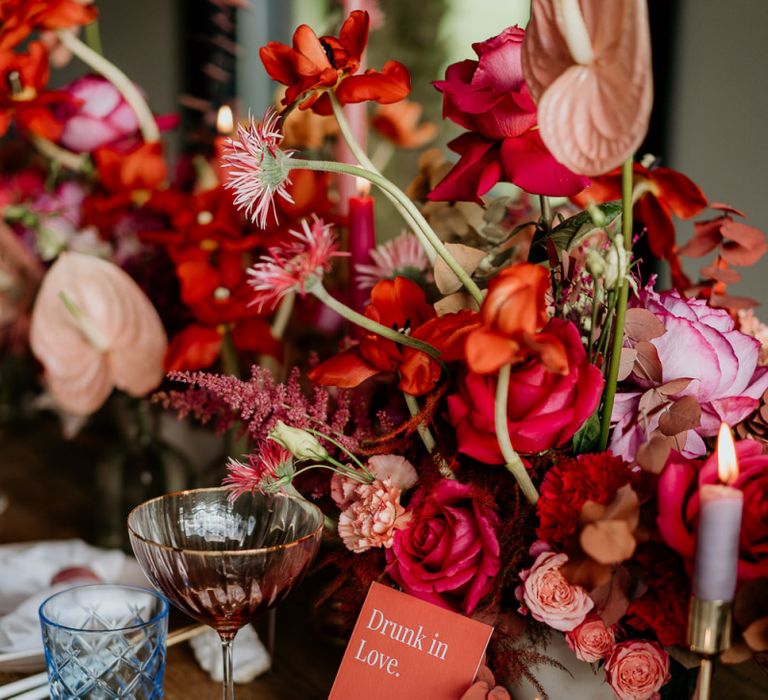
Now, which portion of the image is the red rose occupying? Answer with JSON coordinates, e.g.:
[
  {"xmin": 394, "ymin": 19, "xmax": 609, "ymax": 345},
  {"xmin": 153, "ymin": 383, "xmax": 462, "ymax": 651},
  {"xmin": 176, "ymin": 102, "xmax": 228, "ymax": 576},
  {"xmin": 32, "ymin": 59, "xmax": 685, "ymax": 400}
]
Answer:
[
  {"xmin": 385, "ymin": 480, "xmax": 500, "ymax": 614},
  {"xmin": 447, "ymin": 318, "xmax": 603, "ymax": 462},
  {"xmin": 658, "ymin": 439, "xmax": 768, "ymax": 581},
  {"xmin": 428, "ymin": 26, "xmax": 588, "ymax": 202}
]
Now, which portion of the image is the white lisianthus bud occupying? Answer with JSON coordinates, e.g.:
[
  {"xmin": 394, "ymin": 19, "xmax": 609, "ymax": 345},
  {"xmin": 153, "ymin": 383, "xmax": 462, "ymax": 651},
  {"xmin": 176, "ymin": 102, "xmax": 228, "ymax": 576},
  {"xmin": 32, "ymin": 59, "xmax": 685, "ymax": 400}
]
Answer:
[
  {"xmin": 268, "ymin": 421, "xmax": 328, "ymax": 461},
  {"xmin": 585, "ymin": 249, "xmax": 606, "ymax": 280},
  {"xmin": 605, "ymin": 236, "xmax": 629, "ymax": 290}
]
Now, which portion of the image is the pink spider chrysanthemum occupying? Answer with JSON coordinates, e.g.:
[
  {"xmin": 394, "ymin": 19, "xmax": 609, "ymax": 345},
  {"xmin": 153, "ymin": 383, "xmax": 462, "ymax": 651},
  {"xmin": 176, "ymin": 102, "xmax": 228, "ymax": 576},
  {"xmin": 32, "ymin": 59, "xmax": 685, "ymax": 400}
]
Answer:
[
  {"xmin": 355, "ymin": 231, "xmax": 431, "ymax": 289},
  {"xmin": 247, "ymin": 216, "xmax": 347, "ymax": 310},
  {"xmin": 223, "ymin": 442, "xmax": 294, "ymax": 499},
  {"xmin": 222, "ymin": 108, "xmax": 295, "ymax": 228}
]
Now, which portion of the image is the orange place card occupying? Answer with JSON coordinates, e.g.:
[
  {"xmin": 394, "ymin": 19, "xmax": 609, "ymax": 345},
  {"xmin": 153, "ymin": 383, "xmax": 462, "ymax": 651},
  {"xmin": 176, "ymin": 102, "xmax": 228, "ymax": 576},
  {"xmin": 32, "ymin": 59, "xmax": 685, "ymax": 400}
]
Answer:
[{"xmin": 329, "ymin": 582, "xmax": 494, "ymax": 700}]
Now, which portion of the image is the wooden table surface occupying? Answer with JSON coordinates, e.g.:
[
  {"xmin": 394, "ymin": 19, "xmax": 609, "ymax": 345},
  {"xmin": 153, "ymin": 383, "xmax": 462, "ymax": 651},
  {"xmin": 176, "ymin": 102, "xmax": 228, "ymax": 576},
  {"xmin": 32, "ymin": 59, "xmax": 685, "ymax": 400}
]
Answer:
[{"xmin": 0, "ymin": 417, "xmax": 341, "ymax": 699}]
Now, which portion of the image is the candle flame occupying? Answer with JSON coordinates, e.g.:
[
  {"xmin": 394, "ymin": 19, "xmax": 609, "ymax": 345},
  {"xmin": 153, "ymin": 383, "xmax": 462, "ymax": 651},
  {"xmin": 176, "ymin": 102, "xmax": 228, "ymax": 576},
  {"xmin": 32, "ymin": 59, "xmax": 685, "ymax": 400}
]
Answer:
[
  {"xmin": 355, "ymin": 177, "xmax": 371, "ymax": 196},
  {"xmin": 717, "ymin": 423, "xmax": 739, "ymax": 484},
  {"xmin": 216, "ymin": 105, "xmax": 234, "ymax": 135}
]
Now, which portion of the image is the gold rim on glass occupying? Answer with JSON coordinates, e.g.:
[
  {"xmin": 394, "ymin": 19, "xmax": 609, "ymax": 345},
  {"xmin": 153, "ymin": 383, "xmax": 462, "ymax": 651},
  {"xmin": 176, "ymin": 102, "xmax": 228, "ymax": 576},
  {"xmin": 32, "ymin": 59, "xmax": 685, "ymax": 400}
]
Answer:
[{"xmin": 126, "ymin": 487, "xmax": 324, "ymax": 556}]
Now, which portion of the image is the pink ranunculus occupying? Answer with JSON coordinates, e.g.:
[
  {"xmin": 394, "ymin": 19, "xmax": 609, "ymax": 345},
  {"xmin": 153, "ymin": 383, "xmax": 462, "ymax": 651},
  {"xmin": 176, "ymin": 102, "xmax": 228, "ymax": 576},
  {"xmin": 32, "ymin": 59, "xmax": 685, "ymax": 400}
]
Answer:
[
  {"xmin": 337, "ymin": 477, "xmax": 410, "ymax": 554},
  {"xmin": 57, "ymin": 75, "xmax": 140, "ymax": 153},
  {"xmin": 565, "ymin": 614, "xmax": 615, "ymax": 663},
  {"xmin": 428, "ymin": 26, "xmax": 588, "ymax": 203},
  {"xmin": 447, "ymin": 318, "xmax": 604, "ymax": 462},
  {"xmin": 658, "ymin": 439, "xmax": 768, "ymax": 581},
  {"xmin": 604, "ymin": 640, "xmax": 670, "ymax": 700},
  {"xmin": 611, "ymin": 289, "xmax": 768, "ymax": 461},
  {"xmin": 385, "ymin": 479, "xmax": 501, "ymax": 614},
  {"xmin": 518, "ymin": 551, "xmax": 593, "ymax": 632}
]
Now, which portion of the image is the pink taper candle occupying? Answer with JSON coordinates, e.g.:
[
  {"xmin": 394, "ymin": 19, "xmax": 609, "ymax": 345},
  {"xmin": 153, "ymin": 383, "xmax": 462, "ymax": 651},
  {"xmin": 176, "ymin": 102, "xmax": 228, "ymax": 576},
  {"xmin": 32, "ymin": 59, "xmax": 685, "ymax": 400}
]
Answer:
[
  {"xmin": 693, "ymin": 424, "xmax": 743, "ymax": 601},
  {"xmin": 348, "ymin": 179, "xmax": 375, "ymax": 311}
]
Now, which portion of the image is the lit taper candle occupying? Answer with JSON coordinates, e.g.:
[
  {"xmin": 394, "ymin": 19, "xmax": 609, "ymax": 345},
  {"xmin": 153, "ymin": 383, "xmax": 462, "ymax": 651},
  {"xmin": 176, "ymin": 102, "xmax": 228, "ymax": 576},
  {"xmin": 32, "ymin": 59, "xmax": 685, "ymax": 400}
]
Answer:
[{"xmin": 693, "ymin": 423, "xmax": 743, "ymax": 601}]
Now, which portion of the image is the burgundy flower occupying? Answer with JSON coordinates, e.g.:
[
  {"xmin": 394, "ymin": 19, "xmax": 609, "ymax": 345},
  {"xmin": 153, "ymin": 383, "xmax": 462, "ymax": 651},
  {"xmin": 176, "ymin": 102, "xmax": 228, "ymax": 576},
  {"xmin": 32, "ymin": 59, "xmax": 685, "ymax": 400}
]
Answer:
[
  {"xmin": 428, "ymin": 26, "xmax": 588, "ymax": 203},
  {"xmin": 385, "ymin": 480, "xmax": 500, "ymax": 614},
  {"xmin": 658, "ymin": 439, "xmax": 768, "ymax": 582},
  {"xmin": 447, "ymin": 318, "xmax": 603, "ymax": 462}
]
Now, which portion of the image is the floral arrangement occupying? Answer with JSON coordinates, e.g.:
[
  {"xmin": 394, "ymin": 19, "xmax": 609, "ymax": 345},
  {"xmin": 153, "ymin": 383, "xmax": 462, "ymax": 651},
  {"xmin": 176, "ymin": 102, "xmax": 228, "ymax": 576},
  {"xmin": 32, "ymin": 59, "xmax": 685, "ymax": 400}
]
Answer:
[{"xmin": 3, "ymin": 1, "xmax": 768, "ymax": 699}]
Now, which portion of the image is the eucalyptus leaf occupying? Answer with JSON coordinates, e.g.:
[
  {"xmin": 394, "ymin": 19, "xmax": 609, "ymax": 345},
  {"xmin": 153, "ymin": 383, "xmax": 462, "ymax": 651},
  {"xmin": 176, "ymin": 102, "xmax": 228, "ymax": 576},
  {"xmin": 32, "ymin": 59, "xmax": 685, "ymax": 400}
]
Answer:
[{"xmin": 529, "ymin": 201, "xmax": 623, "ymax": 262}]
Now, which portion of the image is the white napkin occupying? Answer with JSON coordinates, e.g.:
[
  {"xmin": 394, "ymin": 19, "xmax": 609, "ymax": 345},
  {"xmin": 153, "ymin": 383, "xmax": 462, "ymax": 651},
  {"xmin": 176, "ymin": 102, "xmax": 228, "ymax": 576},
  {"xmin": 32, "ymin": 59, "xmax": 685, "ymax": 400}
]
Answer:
[
  {"xmin": 190, "ymin": 625, "xmax": 271, "ymax": 683},
  {"xmin": 0, "ymin": 540, "xmax": 127, "ymax": 615},
  {"xmin": 0, "ymin": 539, "xmax": 145, "ymax": 667}
]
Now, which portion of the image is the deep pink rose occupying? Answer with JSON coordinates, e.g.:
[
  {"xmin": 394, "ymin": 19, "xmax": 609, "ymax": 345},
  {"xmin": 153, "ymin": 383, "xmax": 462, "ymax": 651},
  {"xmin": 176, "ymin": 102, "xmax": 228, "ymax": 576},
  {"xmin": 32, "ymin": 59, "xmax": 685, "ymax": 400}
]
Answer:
[
  {"xmin": 57, "ymin": 75, "xmax": 139, "ymax": 152},
  {"xmin": 428, "ymin": 26, "xmax": 588, "ymax": 202},
  {"xmin": 658, "ymin": 439, "xmax": 768, "ymax": 581},
  {"xmin": 385, "ymin": 479, "xmax": 500, "ymax": 614},
  {"xmin": 447, "ymin": 318, "xmax": 604, "ymax": 462},
  {"xmin": 612, "ymin": 289, "xmax": 768, "ymax": 461},
  {"xmin": 518, "ymin": 551, "xmax": 593, "ymax": 632},
  {"xmin": 604, "ymin": 640, "xmax": 670, "ymax": 700},
  {"xmin": 565, "ymin": 614, "xmax": 615, "ymax": 663}
]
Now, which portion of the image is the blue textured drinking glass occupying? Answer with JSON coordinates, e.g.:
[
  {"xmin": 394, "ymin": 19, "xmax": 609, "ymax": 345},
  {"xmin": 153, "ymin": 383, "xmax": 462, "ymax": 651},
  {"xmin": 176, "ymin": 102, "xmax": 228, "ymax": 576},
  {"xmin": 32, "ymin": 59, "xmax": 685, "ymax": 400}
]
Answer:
[{"xmin": 39, "ymin": 584, "xmax": 169, "ymax": 699}]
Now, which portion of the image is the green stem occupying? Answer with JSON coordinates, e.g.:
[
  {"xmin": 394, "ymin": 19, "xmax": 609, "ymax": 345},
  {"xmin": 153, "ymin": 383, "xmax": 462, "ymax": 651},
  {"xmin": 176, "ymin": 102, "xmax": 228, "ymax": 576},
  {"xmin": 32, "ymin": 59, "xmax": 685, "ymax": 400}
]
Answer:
[
  {"xmin": 598, "ymin": 158, "xmax": 634, "ymax": 451},
  {"xmin": 57, "ymin": 30, "xmax": 160, "ymax": 143},
  {"xmin": 588, "ymin": 279, "xmax": 601, "ymax": 363},
  {"xmin": 539, "ymin": 194, "xmax": 552, "ymax": 232},
  {"xmin": 303, "ymin": 426, "xmax": 367, "ymax": 471},
  {"xmin": 329, "ymin": 95, "xmax": 436, "ymax": 263},
  {"xmin": 495, "ymin": 364, "xmax": 539, "ymax": 504},
  {"xmin": 310, "ymin": 282, "xmax": 442, "ymax": 360},
  {"xmin": 403, "ymin": 393, "xmax": 455, "ymax": 480},
  {"xmin": 270, "ymin": 291, "xmax": 295, "ymax": 340},
  {"xmin": 293, "ymin": 158, "xmax": 483, "ymax": 304},
  {"xmin": 292, "ymin": 463, "xmax": 370, "ymax": 484},
  {"xmin": 30, "ymin": 136, "xmax": 89, "ymax": 173}
]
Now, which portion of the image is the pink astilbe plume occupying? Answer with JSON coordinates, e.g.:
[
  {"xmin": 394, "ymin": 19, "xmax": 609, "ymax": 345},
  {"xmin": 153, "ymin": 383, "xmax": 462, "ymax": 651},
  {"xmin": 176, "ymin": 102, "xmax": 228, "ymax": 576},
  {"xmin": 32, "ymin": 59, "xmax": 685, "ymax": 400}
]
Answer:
[
  {"xmin": 222, "ymin": 108, "xmax": 295, "ymax": 228},
  {"xmin": 248, "ymin": 216, "xmax": 347, "ymax": 310},
  {"xmin": 155, "ymin": 365, "xmax": 364, "ymax": 451},
  {"xmin": 223, "ymin": 441, "xmax": 293, "ymax": 499}
]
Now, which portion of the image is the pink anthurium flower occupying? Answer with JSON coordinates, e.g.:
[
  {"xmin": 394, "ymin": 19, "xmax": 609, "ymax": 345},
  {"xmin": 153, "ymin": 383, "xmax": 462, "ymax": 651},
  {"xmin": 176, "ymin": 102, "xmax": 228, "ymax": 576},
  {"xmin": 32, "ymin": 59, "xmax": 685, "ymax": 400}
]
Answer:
[
  {"xmin": 522, "ymin": 0, "xmax": 653, "ymax": 175},
  {"xmin": 30, "ymin": 252, "xmax": 167, "ymax": 416}
]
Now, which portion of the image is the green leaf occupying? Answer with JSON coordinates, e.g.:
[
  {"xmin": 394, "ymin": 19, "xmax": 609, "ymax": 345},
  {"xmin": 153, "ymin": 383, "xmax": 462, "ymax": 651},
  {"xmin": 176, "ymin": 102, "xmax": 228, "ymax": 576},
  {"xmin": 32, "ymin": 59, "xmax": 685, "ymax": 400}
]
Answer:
[
  {"xmin": 529, "ymin": 201, "xmax": 623, "ymax": 262},
  {"xmin": 572, "ymin": 410, "xmax": 602, "ymax": 454}
]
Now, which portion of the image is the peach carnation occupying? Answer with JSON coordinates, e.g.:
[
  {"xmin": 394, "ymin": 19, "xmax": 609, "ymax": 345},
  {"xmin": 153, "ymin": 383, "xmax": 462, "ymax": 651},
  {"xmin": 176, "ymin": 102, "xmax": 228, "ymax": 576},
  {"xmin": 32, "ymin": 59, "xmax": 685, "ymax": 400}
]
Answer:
[
  {"xmin": 565, "ymin": 614, "xmax": 615, "ymax": 663},
  {"xmin": 338, "ymin": 477, "xmax": 410, "ymax": 553},
  {"xmin": 519, "ymin": 551, "xmax": 594, "ymax": 632}
]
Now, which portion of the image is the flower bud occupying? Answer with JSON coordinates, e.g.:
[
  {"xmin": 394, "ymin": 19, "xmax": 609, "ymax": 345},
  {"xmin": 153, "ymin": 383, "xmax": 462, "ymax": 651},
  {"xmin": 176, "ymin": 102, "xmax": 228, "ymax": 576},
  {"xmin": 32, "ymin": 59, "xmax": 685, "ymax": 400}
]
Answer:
[{"xmin": 268, "ymin": 421, "xmax": 328, "ymax": 461}]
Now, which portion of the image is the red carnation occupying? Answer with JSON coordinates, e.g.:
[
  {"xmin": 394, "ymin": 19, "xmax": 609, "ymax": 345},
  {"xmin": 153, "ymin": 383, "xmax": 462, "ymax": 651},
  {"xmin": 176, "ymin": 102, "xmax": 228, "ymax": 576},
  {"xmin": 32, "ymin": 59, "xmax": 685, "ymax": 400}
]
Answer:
[{"xmin": 536, "ymin": 452, "xmax": 632, "ymax": 547}]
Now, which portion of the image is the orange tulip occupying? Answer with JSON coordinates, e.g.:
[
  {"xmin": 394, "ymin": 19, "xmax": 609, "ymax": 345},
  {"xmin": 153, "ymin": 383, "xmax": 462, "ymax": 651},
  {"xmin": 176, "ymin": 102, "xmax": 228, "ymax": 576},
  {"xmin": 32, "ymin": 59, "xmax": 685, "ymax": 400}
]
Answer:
[
  {"xmin": 465, "ymin": 263, "xmax": 567, "ymax": 375},
  {"xmin": 30, "ymin": 252, "xmax": 167, "ymax": 415}
]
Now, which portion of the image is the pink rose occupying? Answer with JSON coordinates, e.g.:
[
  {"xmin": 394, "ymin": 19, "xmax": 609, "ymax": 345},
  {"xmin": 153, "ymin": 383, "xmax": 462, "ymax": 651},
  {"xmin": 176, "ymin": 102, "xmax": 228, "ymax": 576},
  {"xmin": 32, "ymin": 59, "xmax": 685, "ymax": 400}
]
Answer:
[
  {"xmin": 337, "ymin": 477, "xmax": 410, "ymax": 554},
  {"xmin": 385, "ymin": 479, "xmax": 500, "ymax": 614},
  {"xmin": 658, "ymin": 439, "xmax": 768, "ymax": 580},
  {"xmin": 448, "ymin": 318, "xmax": 604, "ymax": 461},
  {"xmin": 518, "ymin": 551, "xmax": 593, "ymax": 632},
  {"xmin": 604, "ymin": 640, "xmax": 670, "ymax": 700},
  {"xmin": 565, "ymin": 614, "xmax": 615, "ymax": 663},
  {"xmin": 428, "ymin": 26, "xmax": 588, "ymax": 202},
  {"xmin": 57, "ymin": 75, "xmax": 139, "ymax": 153},
  {"xmin": 612, "ymin": 289, "xmax": 768, "ymax": 461}
]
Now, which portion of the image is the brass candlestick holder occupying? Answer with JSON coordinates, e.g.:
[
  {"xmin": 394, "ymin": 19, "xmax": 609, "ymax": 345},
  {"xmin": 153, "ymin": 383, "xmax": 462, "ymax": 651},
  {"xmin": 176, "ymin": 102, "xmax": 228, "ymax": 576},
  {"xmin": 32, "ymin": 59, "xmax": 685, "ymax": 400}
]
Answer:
[{"xmin": 687, "ymin": 598, "xmax": 733, "ymax": 699}]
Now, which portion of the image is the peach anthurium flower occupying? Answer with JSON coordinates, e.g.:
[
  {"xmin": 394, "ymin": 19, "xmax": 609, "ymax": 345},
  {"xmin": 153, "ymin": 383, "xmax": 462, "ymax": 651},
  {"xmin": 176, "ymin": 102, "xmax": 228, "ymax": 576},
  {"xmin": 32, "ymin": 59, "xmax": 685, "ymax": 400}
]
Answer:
[
  {"xmin": 522, "ymin": 0, "xmax": 653, "ymax": 175},
  {"xmin": 29, "ymin": 252, "xmax": 167, "ymax": 416}
]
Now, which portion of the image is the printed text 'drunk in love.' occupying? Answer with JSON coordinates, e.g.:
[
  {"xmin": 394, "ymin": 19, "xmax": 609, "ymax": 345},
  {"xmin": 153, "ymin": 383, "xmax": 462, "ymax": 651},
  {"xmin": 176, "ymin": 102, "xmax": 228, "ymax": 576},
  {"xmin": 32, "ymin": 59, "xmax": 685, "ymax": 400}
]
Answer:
[{"xmin": 353, "ymin": 608, "xmax": 450, "ymax": 677}]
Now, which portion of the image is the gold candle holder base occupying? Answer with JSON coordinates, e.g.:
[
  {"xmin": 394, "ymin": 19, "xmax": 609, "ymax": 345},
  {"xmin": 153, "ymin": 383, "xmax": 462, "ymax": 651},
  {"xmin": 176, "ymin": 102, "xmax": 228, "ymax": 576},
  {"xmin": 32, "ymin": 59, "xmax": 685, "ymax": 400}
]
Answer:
[{"xmin": 688, "ymin": 598, "xmax": 733, "ymax": 700}]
